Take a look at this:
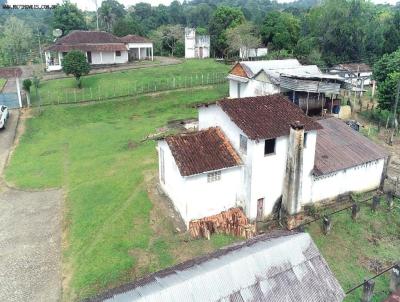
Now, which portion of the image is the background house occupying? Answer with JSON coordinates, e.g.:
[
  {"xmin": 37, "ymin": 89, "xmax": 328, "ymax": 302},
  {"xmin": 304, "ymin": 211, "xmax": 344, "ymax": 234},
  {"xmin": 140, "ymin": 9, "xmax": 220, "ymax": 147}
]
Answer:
[
  {"xmin": 227, "ymin": 59, "xmax": 346, "ymax": 115},
  {"xmin": 91, "ymin": 231, "xmax": 345, "ymax": 302},
  {"xmin": 330, "ymin": 63, "xmax": 372, "ymax": 86},
  {"xmin": 44, "ymin": 31, "xmax": 153, "ymax": 72},
  {"xmin": 184, "ymin": 28, "xmax": 210, "ymax": 59},
  {"xmin": 157, "ymin": 95, "xmax": 388, "ymax": 227},
  {"xmin": 239, "ymin": 46, "xmax": 268, "ymax": 59}
]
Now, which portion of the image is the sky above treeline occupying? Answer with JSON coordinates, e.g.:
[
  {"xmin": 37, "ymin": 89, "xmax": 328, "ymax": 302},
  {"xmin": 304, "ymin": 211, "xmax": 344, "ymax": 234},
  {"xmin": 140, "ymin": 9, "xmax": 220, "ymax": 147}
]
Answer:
[{"xmin": 6, "ymin": 0, "xmax": 398, "ymax": 11}]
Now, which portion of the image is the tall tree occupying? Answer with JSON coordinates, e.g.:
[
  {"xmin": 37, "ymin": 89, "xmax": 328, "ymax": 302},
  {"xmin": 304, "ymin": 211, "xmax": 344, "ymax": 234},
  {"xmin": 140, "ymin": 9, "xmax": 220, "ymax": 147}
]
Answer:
[
  {"xmin": 209, "ymin": 6, "xmax": 245, "ymax": 57},
  {"xmin": 261, "ymin": 11, "xmax": 300, "ymax": 52},
  {"xmin": 150, "ymin": 25, "xmax": 184, "ymax": 57},
  {"xmin": 112, "ymin": 16, "xmax": 143, "ymax": 37},
  {"xmin": 52, "ymin": 1, "xmax": 87, "ymax": 34},
  {"xmin": 226, "ymin": 22, "xmax": 261, "ymax": 59},
  {"xmin": 373, "ymin": 49, "xmax": 400, "ymax": 112},
  {"xmin": 0, "ymin": 16, "xmax": 32, "ymax": 65},
  {"xmin": 61, "ymin": 50, "xmax": 91, "ymax": 88},
  {"xmin": 168, "ymin": 0, "xmax": 185, "ymax": 24},
  {"xmin": 98, "ymin": 0, "xmax": 126, "ymax": 32}
]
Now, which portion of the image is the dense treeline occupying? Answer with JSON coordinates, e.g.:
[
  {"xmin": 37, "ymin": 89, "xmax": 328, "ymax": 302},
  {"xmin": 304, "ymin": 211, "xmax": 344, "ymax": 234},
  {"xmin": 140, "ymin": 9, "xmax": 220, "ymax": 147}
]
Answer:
[{"xmin": 0, "ymin": 0, "xmax": 399, "ymax": 66}]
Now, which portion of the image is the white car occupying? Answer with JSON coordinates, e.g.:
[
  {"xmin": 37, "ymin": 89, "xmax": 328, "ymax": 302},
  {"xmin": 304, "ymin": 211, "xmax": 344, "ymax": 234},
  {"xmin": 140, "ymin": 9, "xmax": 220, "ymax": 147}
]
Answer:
[{"xmin": 0, "ymin": 105, "xmax": 9, "ymax": 129}]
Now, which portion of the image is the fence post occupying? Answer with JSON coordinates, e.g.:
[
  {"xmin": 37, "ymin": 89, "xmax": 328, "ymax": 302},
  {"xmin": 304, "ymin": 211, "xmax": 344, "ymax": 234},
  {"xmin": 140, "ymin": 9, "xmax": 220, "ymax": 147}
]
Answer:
[
  {"xmin": 371, "ymin": 195, "xmax": 380, "ymax": 212},
  {"xmin": 90, "ymin": 87, "xmax": 93, "ymax": 100},
  {"xmin": 361, "ymin": 279, "xmax": 375, "ymax": 302},
  {"xmin": 74, "ymin": 90, "xmax": 77, "ymax": 103},
  {"xmin": 390, "ymin": 263, "xmax": 400, "ymax": 293},
  {"xmin": 322, "ymin": 215, "xmax": 332, "ymax": 235},
  {"xmin": 351, "ymin": 203, "xmax": 360, "ymax": 220}
]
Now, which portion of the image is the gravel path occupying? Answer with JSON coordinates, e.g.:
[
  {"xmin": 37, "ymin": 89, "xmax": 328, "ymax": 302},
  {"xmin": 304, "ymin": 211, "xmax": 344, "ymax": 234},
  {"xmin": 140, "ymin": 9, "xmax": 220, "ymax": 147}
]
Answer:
[{"xmin": 0, "ymin": 109, "xmax": 63, "ymax": 302}]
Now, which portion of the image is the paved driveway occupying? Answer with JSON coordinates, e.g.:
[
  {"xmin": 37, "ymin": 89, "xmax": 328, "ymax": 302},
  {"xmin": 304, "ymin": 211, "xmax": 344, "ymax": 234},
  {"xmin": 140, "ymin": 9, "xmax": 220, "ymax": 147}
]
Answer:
[{"xmin": 0, "ymin": 110, "xmax": 62, "ymax": 302}]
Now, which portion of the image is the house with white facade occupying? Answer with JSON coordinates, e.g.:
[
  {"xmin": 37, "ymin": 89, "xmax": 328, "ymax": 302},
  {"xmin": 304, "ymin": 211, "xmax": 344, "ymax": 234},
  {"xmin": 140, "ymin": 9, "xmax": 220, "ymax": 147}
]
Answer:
[
  {"xmin": 330, "ymin": 63, "xmax": 373, "ymax": 86},
  {"xmin": 184, "ymin": 28, "xmax": 210, "ymax": 59},
  {"xmin": 228, "ymin": 59, "xmax": 346, "ymax": 115},
  {"xmin": 157, "ymin": 94, "xmax": 388, "ymax": 227},
  {"xmin": 239, "ymin": 46, "xmax": 268, "ymax": 59},
  {"xmin": 44, "ymin": 31, "xmax": 153, "ymax": 72}
]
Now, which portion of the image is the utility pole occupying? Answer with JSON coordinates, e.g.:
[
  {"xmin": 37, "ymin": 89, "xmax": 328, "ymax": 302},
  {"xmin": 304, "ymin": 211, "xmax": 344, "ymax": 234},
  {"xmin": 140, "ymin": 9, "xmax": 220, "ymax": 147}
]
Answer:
[
  {"xmin": 37, "ymin": 27, "xmax": 44, "ymax": 70},
  {"xmin": 94, "ymin": 0, "xmax": 99, "ymax": 30},
  {"xmin": 389, "ymin": 80, "xmax": 400, "ymax": 146}
]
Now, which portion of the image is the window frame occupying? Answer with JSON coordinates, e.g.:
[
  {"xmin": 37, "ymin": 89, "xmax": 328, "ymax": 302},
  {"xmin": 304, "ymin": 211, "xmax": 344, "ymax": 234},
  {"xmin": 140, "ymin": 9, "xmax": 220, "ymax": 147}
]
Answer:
[
  {"xmin": 116, "ymin": 50, "xmax": 121, "ymax": 57},
  {"xmin": 207, "ymin": 170, "xmax": 221, "ymax": 183},
  {"xmin": 239, "ymin": 134, "xmax": 247, "ymax": 155},
  {"xmin": 264, "ymin": 138, "xmax": 276, "ymax": 156}
]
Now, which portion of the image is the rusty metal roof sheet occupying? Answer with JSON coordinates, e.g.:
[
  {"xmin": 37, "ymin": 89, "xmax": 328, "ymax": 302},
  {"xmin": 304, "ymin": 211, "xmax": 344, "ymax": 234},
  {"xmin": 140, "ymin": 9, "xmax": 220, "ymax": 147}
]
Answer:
[
  {"xmin": 314, "ymin": 118, "xmax": 389, "ymax": 176},
  {"xmin": 333, "ymin": 63, "xmax": 372, "ymax": 73},
  {"xmin": 87, "ymin": 231, "xmax": 345, "ymax": 302},
  {"xmin": 165, "ymin": 127, "xmax": 242, "ymax": 176},
  {"xmin": 217, "ymin": 95, "xmax": 322, "ymax": 140}
]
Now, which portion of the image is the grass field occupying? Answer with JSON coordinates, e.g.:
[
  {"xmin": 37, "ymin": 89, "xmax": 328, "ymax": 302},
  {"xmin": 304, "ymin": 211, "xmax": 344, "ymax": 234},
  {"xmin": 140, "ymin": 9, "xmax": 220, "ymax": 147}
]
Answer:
[
  {"xmin": 307, "ymin": 196, "xmax": 400, "ymax": 302},
  {"xmin": 5, "ymin": 70, "xmax": 400, "ymax": 301},
  {"xmin": 6, "ymin": 85, "xmax": 237, "ymax": 300},
  {"xmin": 0, "ymin": 78, "xmax": 6, "ymax": 90},
  {"xmin": 32, "ymin": 59, "xmax": 230, "ymax": 105}
]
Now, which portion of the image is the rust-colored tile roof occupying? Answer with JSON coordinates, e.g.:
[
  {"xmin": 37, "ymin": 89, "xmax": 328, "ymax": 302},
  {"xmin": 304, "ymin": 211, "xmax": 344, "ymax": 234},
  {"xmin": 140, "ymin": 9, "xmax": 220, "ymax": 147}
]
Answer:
[
  {"xmin": 119, "ymin": 35, "xmax": 152, "ymax": 43},
  {"xmin": 46, "ymin": 43, "xmax": 127, "ymax": 52},
  {"xmin": 314, "ymin": 118, "xmax": 389, "ymax": 176},
  {"xmin": 44, "ymin": 30, "xmax": 127, "ymax": 52},
  {"xmin": 217, "ymin": 94, "xmax": 322, "ymax": 140},
  {"xmin": 0, "ymin": 67, "xmax": 22, "ymax": 78},
  {"xmin": 56, "ymin": 30, "xmax": 122, "ymax": 44},
  {"xmin": 165, "ymin": 127, "xmax": 242, "ymax": 176}
]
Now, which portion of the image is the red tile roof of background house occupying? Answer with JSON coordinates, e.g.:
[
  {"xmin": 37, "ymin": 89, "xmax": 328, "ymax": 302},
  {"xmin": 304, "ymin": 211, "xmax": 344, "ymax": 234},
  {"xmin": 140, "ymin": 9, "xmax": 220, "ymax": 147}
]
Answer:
[
  {"xmin": 165, "ymin": 127, "xmax": 242, "ymax": 176},
  {"xmin": 119, "ymin": 35, "xmax": 152, "ymax": 43},
  {"xmin": 217, "ymin": 94, "xmax": 322, "ymax": 140},
  {"xmin": 314, "ymin": 118, "xmax": 389, "ymax": 176},
  {"xmin": 45, "ymin": 30, "xmax": 127, "ymax": 52}
]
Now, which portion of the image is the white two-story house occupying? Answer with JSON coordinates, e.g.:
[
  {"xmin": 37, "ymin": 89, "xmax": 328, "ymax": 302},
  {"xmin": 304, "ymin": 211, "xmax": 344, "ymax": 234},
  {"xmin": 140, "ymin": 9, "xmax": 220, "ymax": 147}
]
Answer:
[{"xmin": 157, "ymin": 95, "xmax": 388, "ymax": 227}]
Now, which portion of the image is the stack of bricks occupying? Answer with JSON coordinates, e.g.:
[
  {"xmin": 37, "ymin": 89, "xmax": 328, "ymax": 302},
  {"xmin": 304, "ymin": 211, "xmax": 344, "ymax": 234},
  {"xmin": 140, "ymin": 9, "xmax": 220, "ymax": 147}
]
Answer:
[{"xmin": 189, "ymin": 208, "xmax": 255, "ymax": 239}]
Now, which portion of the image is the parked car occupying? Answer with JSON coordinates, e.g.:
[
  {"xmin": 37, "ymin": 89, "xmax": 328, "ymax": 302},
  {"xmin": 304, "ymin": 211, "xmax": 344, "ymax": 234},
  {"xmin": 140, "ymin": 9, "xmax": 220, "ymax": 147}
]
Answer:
[{"xmin": 0, "ymin": 105, "xmax": 9, "ymax": 129}]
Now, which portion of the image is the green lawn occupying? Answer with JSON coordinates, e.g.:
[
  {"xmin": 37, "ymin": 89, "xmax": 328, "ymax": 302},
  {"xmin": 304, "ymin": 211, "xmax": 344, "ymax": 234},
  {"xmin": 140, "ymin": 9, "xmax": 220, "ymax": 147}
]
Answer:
[
  {"xmin": 307, "ymin": 197, "xmax": 400, "ymax": 302},
  {"xmin": 0, "ymin": 78, "xmax": 6, "ymax": 90},
  {"xmin": 6, "ymin": 85, "xmax": 238, "ymax": 300},
  {"xmin": 32, "ymin": 59, "xmax": 230, "ymax": 105}
]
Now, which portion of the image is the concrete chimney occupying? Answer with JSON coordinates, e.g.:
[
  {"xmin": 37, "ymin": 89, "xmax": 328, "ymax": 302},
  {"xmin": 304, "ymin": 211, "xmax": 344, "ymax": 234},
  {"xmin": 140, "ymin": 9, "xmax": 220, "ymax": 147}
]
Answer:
[{"xmin": 283, "ymin": 121, "xmax": 304, "ymax": 215}]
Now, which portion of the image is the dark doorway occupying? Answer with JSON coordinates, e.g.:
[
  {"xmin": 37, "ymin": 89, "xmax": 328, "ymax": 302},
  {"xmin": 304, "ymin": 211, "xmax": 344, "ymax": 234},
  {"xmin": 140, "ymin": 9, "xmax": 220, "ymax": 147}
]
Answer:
[
  {"xmin": 257, "ymin": 198, "xmax": 264, "ymax": 221},
  {"xmin": 87, "ymin": 51, "xmax": 92, "ymax": 64},
  {"xmin": 199, "ymin": 47, "xmax": 203, "ymax": 59}
]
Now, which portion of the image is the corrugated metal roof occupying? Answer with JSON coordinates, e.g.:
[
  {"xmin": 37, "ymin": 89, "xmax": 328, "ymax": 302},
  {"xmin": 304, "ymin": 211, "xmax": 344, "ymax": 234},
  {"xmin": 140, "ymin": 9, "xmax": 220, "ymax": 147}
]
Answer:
[
  {"xmin": 165, "ymin": 127, "xmax": 242, "ymax": 176},
  {"xmin": 217, "ymin": 95, "xmax": 322, "ymax": 140},
  {"xmin": 88, "ymin": 231, "xmax": 345, "ymax": 302},
  {"xmin": 238, "ymin": 59, "xmax": 302, "ymax": 78},
  {"xmin": 314, "ymin": 118, "xmax": 389, "ymax": 176}
]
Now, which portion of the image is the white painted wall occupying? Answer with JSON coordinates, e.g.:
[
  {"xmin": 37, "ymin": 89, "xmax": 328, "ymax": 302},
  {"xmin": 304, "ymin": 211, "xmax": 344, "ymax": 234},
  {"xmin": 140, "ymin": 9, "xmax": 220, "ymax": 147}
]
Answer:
[
  {"xmin": 157, "ymin": 140, "xmax": 243, "ymax": 227},
  {"xmin": 229, "ymin": 79, "xmax": 280, "ymax": 98},
  {"xmin": 90, "ymin": 51, "xmax": 128, "ymax": 65},
  {"xmin": 312, "ymin": 159, "xmax": 384, "ymax": 203},
  {"xmin": 239, "ymin": 47, "xmax": 268, "ymax": 59},
  {"xmin": 159, "ymin": 104, "xmax": 386, "ymax": 225}
]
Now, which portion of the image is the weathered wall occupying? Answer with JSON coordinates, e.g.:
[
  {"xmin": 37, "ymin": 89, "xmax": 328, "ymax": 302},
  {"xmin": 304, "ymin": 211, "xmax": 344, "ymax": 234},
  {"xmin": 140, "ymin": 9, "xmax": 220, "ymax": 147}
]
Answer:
[
  {"xmin": 311, "ymin": 159, "xmax": 385, "ymax": 202},
  {"xmin": 157, "ymin": 140, "xmax": 243, "ymax": 226}
]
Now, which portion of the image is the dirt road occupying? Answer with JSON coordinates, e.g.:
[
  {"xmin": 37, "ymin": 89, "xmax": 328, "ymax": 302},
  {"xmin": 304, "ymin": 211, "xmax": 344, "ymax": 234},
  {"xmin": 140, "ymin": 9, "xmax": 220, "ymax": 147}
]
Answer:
[{"xmin": 0, "ymin": 110, "xmax": 63, "ymax": 302}]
